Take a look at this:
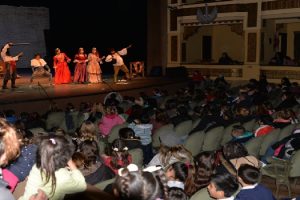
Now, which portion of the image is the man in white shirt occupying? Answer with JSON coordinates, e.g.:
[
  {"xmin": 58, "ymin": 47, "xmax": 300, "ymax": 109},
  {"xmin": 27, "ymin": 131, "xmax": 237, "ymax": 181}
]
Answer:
[
  {"xmin": 1, "ymin": 42, "xmax": 23, "ymax": 89},
  {"xmin": 30, "ymin": 53, "xmax": 52, "ymax": 85},
  {"xmin": 105, "ymin": 47, "xmax": 130, "ymax": 83}
]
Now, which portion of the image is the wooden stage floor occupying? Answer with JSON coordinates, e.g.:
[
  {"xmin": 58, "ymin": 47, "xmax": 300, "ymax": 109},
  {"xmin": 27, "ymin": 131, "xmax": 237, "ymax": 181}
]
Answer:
[{"xmin": 0, "ymin": 75, "xmax": 188, "ymax": 113}]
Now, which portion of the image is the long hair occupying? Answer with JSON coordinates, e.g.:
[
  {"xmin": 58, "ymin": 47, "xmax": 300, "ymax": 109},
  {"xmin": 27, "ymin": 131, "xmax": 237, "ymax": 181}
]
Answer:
[
  {"xmin": 190, "ymin": 151, "xmax": 216, "ymax": 195},
  {"xmin": 0, "ymin": 118, "xmax": 20, "ymax": 166},
  {"xmin": 159, "ymin": 145, "xmax": 193, "ymax": 168},
  {"xmin": 115, "ymin": 168, "xmax": 168, "ymax": 200},
  {"xmin": 36, "ymin": 135, "xmax": 74, "ymax": 196},
  {"xmin": 110, "ymin": 139, "xmax": 130, "ymax": 170},
  {"xmin": 79, "ymin": 121, "xmax": 97, "ymax": 141},
  {"xmin": 166, "ymin": 162, "xmax": 195, "ymax": 196}
]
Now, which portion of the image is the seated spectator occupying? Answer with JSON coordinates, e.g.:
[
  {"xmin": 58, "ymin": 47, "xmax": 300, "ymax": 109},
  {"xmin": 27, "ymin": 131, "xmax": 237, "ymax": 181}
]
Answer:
[
  {"xmin": 254, "ymin": 115, "xmax": 274, "ymax": 137},
  {"xmin": 207, "ymin": 172, "xmax": 239, "ymax": 200},
  {"xmin": 75, "ymin": 140, "xmax": 115, "ymax": 184},
  {"xmin": 98, "ymin": 105, "xmax": 125, "ymax": 137},
  {"xmin": 273, "ymin": 109, "xmax": 293, "ymax": 129},
  {"xmin": 235, "ymin": 164, "xmax": 275, "ymax": 200},
  {"xmin": 118, "ymin": 127, "xmax": 142, "ymax": 150},
  {"xmin": 87, "ymin": 102, "xmax": 104, "ymax": 123},
  {"xmin": 231, "ymin": 125, "xmax": 254, "ymax": 144},
  {"xmin": 218, "ymin": 52, "xmax": 233, "ymax": 65},
  {"xmin": 148, "ymin": 145, "xmax": 193, "ymax": 169},
  {"xmin": 189, "ymin": 151, "xmax": 216, "ymax": 196},
  {"xmin": 170, "ymin": 105, "xmax": 191, "ymax": 127},
  {"xmin": 102, "ymin": 139, "xmax": 132, "ymax": 174},
  {"xmin": 20, "ymin": 135, "xmax": 87, "ymax": 200},
  {"xmin": 168, "ymin": 187, "xmax": 189, "ymax": 200},
  {"xmin": 114, "ymin": 165, "xmax": 168, "ymax": 200},
  {"xmin": 165, "ymin": 162, "xmax": 195, "ymax": 196},
  {"xmin": 0, "ymin": 119, "xmax": 20, "ymax": 200},
  {"xmin": 276, "ymin": 92, "xmax": 298, "ymax": 111},
  {"xmin": 3, "ymin": 128, "xmax": 37, "ymax": 192}
]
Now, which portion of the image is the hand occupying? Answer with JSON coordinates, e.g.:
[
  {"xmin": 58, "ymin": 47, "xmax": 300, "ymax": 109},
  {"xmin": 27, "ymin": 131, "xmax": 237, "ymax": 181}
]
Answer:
[
  {"xmin": 29, "ymin": 189, "xmax": 47, "ymax": 200},
  {"xmin": 67, "ymin": 59, "xmax": 71, "ymax": 63},
  {"xmin": 18, "ymin": 52, "xmax": 24, "ymax": 57},
  {"xmin": 67, "ymin": 159, "xmax": 77, "ymax": 170},
  {"xmin": 8, "ymin": 42, "xmax": 13, "ymax": 46}
]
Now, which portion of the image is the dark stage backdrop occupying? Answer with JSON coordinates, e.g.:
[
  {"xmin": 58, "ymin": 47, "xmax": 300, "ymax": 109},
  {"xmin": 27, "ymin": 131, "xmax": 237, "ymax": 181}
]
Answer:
[{"xmin": 0, "ymin": 0, "xmax": 147, "ymax": 74}]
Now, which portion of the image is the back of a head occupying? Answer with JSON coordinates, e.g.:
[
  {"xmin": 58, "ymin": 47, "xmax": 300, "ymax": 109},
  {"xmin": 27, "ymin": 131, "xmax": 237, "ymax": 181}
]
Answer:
[
  {"xmin": 36, "ymin": 135, "xmax": 74, "ymax": 171},
  {"xmin": 237, "ymin": 164, "xmax": 260, "ymax": 185},
  {"xmin": 210, "ymin": 172, "xmax": 239, "ymax": 198},
  {"xmin": 119, "ymin": 127, "xmax": 136, "ymax": 139},
  {"xmin": 79, "ymin": 120, "xmax": 97, "ymax": 139},
  {"xmin": 115, "ymin": 169, "xmax": 167, "ymax": 200},
  {"xmin": 232, "ymin": 125, "xmax": 245, "ymax": 133},
  {"xmin": 168, "ymin": 162, "xmax": 189, "ymax": 183},
  {"xmin": 168, "ymin": 187, "xmax": 189, "ymax": 200},
  {"xmin": 258, "ymin": 115, "xmax": 274, "ymax": 126},
  {"xmin": 222, "ymin": 142, "xmax": 249, "ymax": 160},
  {"xmin": 79, "ymin": 140, "xmax": 99, "ymax": 166}
]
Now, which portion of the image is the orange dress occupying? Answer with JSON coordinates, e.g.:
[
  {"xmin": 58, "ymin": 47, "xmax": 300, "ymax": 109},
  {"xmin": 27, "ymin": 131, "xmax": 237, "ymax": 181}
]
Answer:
[{"xmin": 53, "ymin": 53, "xmax": 71, "ymax": 84}]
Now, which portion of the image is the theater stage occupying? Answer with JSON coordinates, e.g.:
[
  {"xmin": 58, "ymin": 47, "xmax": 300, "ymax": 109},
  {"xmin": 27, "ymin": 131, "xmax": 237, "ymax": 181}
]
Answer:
[{"xmin": 0, "ymin": 75, "xmax": 188, "ymax": 113}]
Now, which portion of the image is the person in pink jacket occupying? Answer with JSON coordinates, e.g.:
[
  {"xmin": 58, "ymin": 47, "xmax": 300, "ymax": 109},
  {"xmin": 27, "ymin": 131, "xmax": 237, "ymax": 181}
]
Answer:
[{"xmin": 99, "ymin": 105, "xmax": 125, "ymax": 137}]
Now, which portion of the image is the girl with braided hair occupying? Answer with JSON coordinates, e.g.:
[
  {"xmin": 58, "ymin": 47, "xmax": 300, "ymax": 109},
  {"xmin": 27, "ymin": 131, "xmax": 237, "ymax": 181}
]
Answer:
[{"xmin": 114, "ymin": 165, "xmax": 169, "ymax": 200}]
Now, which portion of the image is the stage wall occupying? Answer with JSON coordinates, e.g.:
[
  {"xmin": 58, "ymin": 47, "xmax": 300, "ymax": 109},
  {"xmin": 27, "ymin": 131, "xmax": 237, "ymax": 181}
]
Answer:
[{"xmin": 0, "ymin": 5, "xmax": 49, "ymax": 68}]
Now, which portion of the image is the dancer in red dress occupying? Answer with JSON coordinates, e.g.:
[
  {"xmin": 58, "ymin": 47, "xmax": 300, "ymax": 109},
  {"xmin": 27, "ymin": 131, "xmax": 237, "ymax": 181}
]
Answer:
[
  {"xmin": 73, "ymin": 47, "xmax": 88, "ymax": 84},
  {"xmin": 53, "ymin": 48, "xmax": 71, "ymax": 84}
]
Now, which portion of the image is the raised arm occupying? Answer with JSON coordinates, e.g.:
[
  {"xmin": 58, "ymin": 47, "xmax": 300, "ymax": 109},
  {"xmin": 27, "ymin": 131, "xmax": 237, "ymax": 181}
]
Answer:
[{"xmin": 118, "ymin": 48, "xmax": 127, "ymax": 56}]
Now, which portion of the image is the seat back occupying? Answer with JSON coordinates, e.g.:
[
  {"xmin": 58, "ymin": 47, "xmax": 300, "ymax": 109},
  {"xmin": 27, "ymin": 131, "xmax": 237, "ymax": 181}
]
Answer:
[
  {"xmin": 128, "ymin": 148, "xmax": 144, "ymax": 168},
  {"xmin": 202, "ymin": 126, "xmax": 224, "ymax": 152},
  {"xmin": 108, "ymin": 123, "xmax": 128, "ymax": 143},
  {"xmin": 94, "ymin": 178, "xmax": 116, "ymax": 190},
  {"xmin": 190, "ymin": 187, "xmax": 214, "ymax": 200},
  {"xmin": 174, "ymin": 120, "xmax": 193, "ymax": 137},
  {"xmin": 244, "ymin": 136, "xmax": 264, "ymax": 157},
  {"xmin": 289, "ymin": 149, "xmax": 300, "ymax": 178},
  {"xmin": 192, "ymin": 118, "xmax": 201, "ymax": 129},
  {"xmin": 220, "ymin": 123, "xmax": 240, "ymax": 146},
  {"xmin": 242, "ymin": 119, "xmax": 256, "ymax": 132},
  {"xmin": 259, "ymin": 129, "xmax": 281, "ymax": 157},
  {"xmin": 184, "ymin": 131, "xmax": 205, "ymax": 156},
  {"xmin": 278, "ymin": 124, "xmax": 296, "ymax": 141},
  {"xmin": 152, "ymin": 124, "xmax": 174, "ymax": 149}
]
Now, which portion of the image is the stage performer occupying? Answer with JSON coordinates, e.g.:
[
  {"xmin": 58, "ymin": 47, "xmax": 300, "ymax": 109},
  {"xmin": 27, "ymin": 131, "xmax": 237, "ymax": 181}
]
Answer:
[
  {"xmin": 30, "ymin": 53, "xmax": 52, "ymax": 85},
  {"xmin": 73, "ymin": 47, "xmax": 88, "ymax": 84},
  {"xmin": 105, "ymin": 46, "xmax": 130, "ymax": 83},
  {"xmin": 87, "ymin": 47, "xmax": 102, "ymax": 83},
  {"xmin": 1, "ymin": 42, "xmax": 23, "ymax": 89},
  {"xmin": 53, "ymin": 48, "xmax": 71, "ymax": 84}
]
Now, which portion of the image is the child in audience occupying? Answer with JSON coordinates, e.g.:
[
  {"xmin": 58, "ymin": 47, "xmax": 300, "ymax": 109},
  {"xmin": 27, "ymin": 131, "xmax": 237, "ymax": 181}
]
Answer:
[
  {"xmin": 254, "ymin": 115, "xmax": 274, "ymax": 137},
  {"xmin": 114, "ymin": 165, "xmax": 168, "ymax": 200},
  {"xmin": 102, "ymin": 139, "xmax": 132, "ymax": 174},
  {"xmin": 76, "ymin": 140, "xmax": 115, "ymax": 184},
  {"xmin": 230, "ymin": 125, "xmax": 254, "ymax": 144},
  {"xmin": 119, "ymin": 127, "xmax": 142, "ymax": 150},
  {"xmin": 128, "ymin": 112, "xmax": 153, "ymax": 164},
  {"xmin": 207, "ymin": 172, "xmax": 239, "ymax": 200},
  {"xmin": 168, "ymin": 187, "xmax": 189, "ymax": 200},
  {"xmin": 20, "ymin": 135, "xmax": 87, "ymax": 200},
  {"xmin": 165, "ymin": 162, "xmax": 195, "ymax": 196},
  {"xmin": 235, "ymin": 164, "xmax": 275, "ymax": 200},
  {"xmin": 190, "ymin": 151, "xmax": 216, "ymax": 196},
  {"xmin": 99, "ymin": 105, "xmax": 125, "ymax": 137},
  {"xmin": 3, "ymin": 129, "xmax": 37, "ymax": 192}
]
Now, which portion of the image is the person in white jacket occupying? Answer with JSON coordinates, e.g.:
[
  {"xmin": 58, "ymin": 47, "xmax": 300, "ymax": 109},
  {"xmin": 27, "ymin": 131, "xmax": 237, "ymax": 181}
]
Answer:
[{"xmin": 105, "ymin": 47, "xmax": 130, "ymax": 83}]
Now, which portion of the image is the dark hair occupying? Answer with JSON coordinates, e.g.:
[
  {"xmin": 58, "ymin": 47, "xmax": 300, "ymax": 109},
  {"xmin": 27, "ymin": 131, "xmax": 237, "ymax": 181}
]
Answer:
[
  {"xmin": 258, "ymin": 115, "xmax": 274, "ymax": 126},
  {"xmin": 210, "ymin": 172, "xmax": 239, "ymax": 198},
  {"xmin": 167, "ymin": 162, "xmax": 195, "ymax": 196},
  {"xmin": 237, "ymin": 164, "xmax": 260, "ymax": 185},
  {"xmin": 79, "ymin": 140, "xmax": 99, "ymax": 167},
  {"xmin": 115, "ymin": 168, "xmax": 168, "ymax": 200},
  {"xmin": 119, "ymin": 127, "xmax": 136, "ymax": 139},
  {"xmin": 110, "ymin": 139, "xmax": 130, "ymax": 170},
  {"xmin": 168, "ymin": 187, "xmax": 189, "ymax": 200},
  {"xmin": 36, "ymin": 135, "xmax": 74, "ymax": 196},
  {"xmin": 140, "ymin": 113, "xmax": 150, "ymax": 124},
  {"xmin": 222, "ymin": 142, "xmax": 248, "ymax": 160},
  {"xmin": 192, "ymin": 152, "xmax": 215, "ymax": 195},
  {"xmin": 232, "ymin": 125, "xmax": 245, "ymax": 132}
]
